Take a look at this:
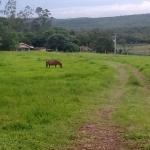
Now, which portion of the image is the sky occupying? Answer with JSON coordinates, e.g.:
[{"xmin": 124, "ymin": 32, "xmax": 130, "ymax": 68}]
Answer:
[{"xmin": 1, "ymin": 0, "xmax": 150, "ymax": 19}]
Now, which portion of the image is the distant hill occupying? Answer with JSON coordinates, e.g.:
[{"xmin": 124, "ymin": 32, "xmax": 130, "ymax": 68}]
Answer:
[{"xmin": 51, "ymin": 13, "xmax": 150, "ymax": 30}]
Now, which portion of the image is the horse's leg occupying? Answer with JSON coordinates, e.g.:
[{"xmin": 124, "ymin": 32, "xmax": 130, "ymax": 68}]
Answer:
[{"xmin": 55, "ymin": 65, "xmax": 56, "ymax": 68}]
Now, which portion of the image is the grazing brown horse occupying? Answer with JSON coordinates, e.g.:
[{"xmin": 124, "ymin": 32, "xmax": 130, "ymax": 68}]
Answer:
[{"xmin": 46, "ymin": 59, "xmax": 62, "ymax": 68}]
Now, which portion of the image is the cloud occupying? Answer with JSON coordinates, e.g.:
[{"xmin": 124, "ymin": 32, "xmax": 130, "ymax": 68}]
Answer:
[{"xmin": 51, "ymin": 1, "xmax": 150, "ymax": 19}]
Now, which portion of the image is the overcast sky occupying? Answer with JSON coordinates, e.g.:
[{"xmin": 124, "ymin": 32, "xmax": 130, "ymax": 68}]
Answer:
[{"xmin": 1, "ymin": 0, "xmax": 150, "ymax": 19}]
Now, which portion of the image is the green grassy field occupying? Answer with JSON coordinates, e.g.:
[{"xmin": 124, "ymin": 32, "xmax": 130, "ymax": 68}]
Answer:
[
  {"xmin": 0, "ymin": 52, "xmax": 117, "ymax": 149},
  {"xmin": 0, "ymin": 52, "xmax": 150, "ymax": 149}
]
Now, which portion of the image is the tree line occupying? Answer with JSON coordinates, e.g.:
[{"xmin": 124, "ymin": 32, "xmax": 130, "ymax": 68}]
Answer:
[
  {"xmin": 1, "ymin": 0, "xmax": 150, "ymax": 54},
  {"xmin": 0, "ymin": 0, "xmax": 115, "ymax": 53},
  {"xmin": 52, "ymin": 14, "xmax": 150, "ymax": 30}
]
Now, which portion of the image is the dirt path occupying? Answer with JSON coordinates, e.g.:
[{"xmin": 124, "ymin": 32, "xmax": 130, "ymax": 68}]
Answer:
[{"xmin": 69, "ymin": 61, "xmax": 150, "ymax": 150}]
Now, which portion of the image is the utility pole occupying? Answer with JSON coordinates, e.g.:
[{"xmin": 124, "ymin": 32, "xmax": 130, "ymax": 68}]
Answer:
[{"xmin": 113, "ymin": 33, "xmax": 117, "ymax": 54}]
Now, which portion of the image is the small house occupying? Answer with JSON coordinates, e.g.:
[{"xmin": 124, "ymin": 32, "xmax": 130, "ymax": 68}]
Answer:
[
  {"xmin": 17, "ymin": 42, "xmax": 35, "ymax": 51},
  {"xmin": 80, "ymin": 46, "xmax": 92, "ymax": 52}
]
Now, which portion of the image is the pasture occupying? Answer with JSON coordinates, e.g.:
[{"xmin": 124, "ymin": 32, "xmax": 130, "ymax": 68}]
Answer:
[
  {"xmin": 117, "ymin": 44, "xmax": 150, "ymax": 55},
  {"xmin": 0, "ymin": 52, "xmax": 116, "ymax": 149},
  {"xmin": 0, "ymin": 51, "xmax": 150, "ymax": 149}
]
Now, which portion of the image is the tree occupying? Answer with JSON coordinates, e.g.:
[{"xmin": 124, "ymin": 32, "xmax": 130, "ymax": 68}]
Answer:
[
  {"xmin": 2, "ymin": 0, "xmax": 17, "ymax": 18},
  {"xmin": 0, "ymin": 26, "xmax": 19, "ymax": 50},
  {"xmin": 18, "ymin": 32, "xmax": 34, "ymax": 45},
  {"xmin": 28, "ymin": 7, "xmax": 52, "ymax": 32},
  {"xmin": 42, "ymin": 28, "xmax": 55, "ymax": 37},
  {"xmin": 17, "ymin": 6, "xmax": 34, "ymax": 31},
  {"xmin": 0, "ymin": 17, "xmax": 10, "ymax": 26},
  {"xmin": 0, "ymin": 0, "xmax": 19, "ymax": 51},
  {"xmin": 118, "ymin": 39, "xmax": 133, "ymax": 54},
  {"xmin": 76, "ymin": 31, "xmax": 90, "ymax": 46},
  {"xmin": 67, "ymin": 43, "xmax": 80, "ymax": 52},
  {"xmin": 46, "ymin": 33, "xmax": 70, "ymax": 51},
  {"xmin": 95, "ymin": 36, "xmax": 113, "ymax": 53},
  {"xmin": 17, "ymin": 6, "xmax": 34, "ymax": 19},
  {"xmin": 35, "ymin": 7, "xmax": 51, "ymax": 29},
  {"xmin": 30, "ymin": 18, "xmax": 41, "ymax": 32},
  {"xmin": 87, "ymin": 29, "xmax": 103, "ymax": 49},
  {"xmin": 0, "ymin": 0, "xmax": 21, "ymax": 31},
  {"xmin": 69, "ymin": 30, "xmax": 75, "ymax": 36},
  {"xmin": 32, "ymin": 35, "xmax": 46, "ymax": 47},
  {"xmin": 0, "ymin": 36, "xmax": 2, "ymax": 48},
  {"xmin": 0, "ymin": 1, "xmax": 2, "ymax": 20}
]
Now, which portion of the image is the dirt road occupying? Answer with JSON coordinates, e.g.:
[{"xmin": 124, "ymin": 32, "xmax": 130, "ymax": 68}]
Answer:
[{"xmin": 69, "ymin": 61, "xmax": 150, "ymax": 150}]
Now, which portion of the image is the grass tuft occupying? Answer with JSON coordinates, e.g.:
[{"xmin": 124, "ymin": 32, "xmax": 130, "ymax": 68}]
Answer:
[
  {"xmin": 2, "ymin": 122, "xmax": 32, "ymax": 131},
  {"xmin": 127, "ymin": 75, "xmax": 142, "ymax": 86}
]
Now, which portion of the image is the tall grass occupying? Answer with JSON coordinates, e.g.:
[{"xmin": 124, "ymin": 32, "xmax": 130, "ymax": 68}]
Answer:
[{"xmin": 0, "ymin": 52, "xmax": 116, "ymax": 149}]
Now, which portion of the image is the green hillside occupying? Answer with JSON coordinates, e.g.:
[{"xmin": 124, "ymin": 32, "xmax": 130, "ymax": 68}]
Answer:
[{"xmin": 51, "ymin": 13, "xmax": 150, "ymax": 30}]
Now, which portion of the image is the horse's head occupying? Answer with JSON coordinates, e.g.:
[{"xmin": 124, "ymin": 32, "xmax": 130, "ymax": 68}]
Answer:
[{"xmin": 46, "ymin": 61, "xmax": 48, "ymax": 67}]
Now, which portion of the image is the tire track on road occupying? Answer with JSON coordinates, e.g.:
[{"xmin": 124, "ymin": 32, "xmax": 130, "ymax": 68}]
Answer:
[{"xmin": 69, "ymin": 61, "xmax": 150, "ymax": 150}]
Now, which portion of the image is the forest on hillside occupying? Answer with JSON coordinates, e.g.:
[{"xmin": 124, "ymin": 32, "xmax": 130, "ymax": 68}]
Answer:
[
  {"xmin": 52, "ymin": 14, "xmax": 150, "ymax": 30},
  {"xmin": 0, "ymin": 0, "xmax": 150, "ymax": 54}
]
